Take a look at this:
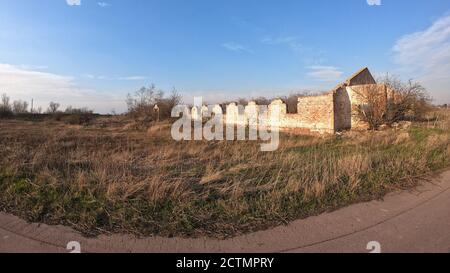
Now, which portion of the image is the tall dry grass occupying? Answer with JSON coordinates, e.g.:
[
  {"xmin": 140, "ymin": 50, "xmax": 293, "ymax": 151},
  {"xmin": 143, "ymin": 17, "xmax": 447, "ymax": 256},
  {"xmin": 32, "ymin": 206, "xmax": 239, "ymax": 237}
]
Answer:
[{"xmin": 0, "ymin": 110, "xmax": 449, "ymax": 238}]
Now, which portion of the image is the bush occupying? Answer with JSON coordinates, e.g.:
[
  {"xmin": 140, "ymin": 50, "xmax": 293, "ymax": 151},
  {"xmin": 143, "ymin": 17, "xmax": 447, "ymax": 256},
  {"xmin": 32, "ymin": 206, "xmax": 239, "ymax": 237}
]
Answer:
[
  {"xmin": 126, "ymin": 85, "xmax": 182, "ymax": 122},
  {"xmin": 0, "ymin": 109, "xmax": 13, "ymax": 119},
  {"xmin": 62, "ymin": 107, "xmax": 95, "ymax": 125},
  {"xmin": 381, "ymin": 75, "xmax": 432, "ymax": 123},
  {"xmin": 356, "ymin": 75, "xmax": 432, "ymax": 129},
  {"xmin": 12, "ymin": 100, "xmax": 28, "ymax": 114},
  {"xmin": 0, "ymin": 94, "xmax": 13, "ymax": 118},
  {"xmin": 47, "ymin": 102, "xmax": 60, "ymax": 114},
  {"xmin": 62, "ymin": 114, "xmax": 94, "ymax": 125}
]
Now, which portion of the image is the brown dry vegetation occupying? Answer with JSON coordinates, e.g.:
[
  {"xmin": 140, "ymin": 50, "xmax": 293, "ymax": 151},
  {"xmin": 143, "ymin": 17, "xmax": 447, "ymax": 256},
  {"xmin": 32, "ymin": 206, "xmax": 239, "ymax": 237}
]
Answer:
[{"xmin": 0, "ymin": 109, "xmax": 449, "ymax": 238}]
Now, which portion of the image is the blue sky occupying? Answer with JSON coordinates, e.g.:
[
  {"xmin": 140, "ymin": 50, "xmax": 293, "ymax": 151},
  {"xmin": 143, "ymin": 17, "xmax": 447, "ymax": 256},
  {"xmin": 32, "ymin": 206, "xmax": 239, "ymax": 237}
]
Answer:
[{"xmin": 0, "ymin": 0, "xmax": 449, "ymax": 113}]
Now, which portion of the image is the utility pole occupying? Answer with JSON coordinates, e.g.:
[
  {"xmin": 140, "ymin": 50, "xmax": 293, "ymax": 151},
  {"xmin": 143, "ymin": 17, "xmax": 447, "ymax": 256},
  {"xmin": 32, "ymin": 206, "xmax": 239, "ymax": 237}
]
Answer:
[{"xmin": 31, "ymin": 99, "xmax": 34, "ymax": 113}]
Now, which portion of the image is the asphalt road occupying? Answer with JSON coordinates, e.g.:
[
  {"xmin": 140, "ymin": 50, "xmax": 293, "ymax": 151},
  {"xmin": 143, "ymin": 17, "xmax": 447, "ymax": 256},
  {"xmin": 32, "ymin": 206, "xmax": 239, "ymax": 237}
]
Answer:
[{"xmin": 1, "ymin": 170, "xmax": 450, "ymax": 253}]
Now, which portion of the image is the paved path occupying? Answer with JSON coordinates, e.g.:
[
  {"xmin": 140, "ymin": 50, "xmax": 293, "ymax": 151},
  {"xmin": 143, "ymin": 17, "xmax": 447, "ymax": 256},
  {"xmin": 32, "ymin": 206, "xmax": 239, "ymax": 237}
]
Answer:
[{"xmin": 1, "ymin": 170, "xmax": 450, "ymax": 253}]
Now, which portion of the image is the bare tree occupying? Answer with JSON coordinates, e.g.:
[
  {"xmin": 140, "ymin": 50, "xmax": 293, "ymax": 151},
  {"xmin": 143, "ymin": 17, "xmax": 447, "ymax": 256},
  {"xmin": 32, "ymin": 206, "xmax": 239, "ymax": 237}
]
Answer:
[
  {"xmin": 1, "ymin": 93, "xmax": 11, "ymax": 110},
  {"xmin": 0, "ymin": 93, "xmax": 13, "ymax": 117},
  {"xmin": 354, "ymin": 85, "xmax": 388, "ymax": 129},
  {"xmin": 355, "ymin": 75, "xmax": 431, "ymax": 129},
  {"xmin": 64, "ymin": 106, "xmax": 93, "ymax": 114},
  {"xmin": 47, "ymin": 102, "xmax": 61, "ymax": 114},
  {"xmin": 252, "ymin": 97, "xmax": 271, "ymax": 106},
  {"xmin": 126, "ymin": 84, "xmax": 160, "ymax": 118},
  {"xmin": 379, "ymin": 74, "xmax": 431, "ymax": 122},
  {"xmin": 155, "ymin": 88, "xmax": 182, "ymax": 120},
  {"xmin": 237, "ymin": 98, "xmax": 248, "ymax": 106},
  {"xmin": 12, "ymin": 100, "xmax": 29, "ymax": 114}
]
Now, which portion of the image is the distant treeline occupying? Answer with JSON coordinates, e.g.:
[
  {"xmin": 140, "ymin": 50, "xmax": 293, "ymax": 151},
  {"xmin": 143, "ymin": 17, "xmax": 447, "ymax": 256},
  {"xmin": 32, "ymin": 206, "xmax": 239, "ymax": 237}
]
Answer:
[{"xmin": 0, "ymin": 93, "xmax": 98, "ymax": 124}]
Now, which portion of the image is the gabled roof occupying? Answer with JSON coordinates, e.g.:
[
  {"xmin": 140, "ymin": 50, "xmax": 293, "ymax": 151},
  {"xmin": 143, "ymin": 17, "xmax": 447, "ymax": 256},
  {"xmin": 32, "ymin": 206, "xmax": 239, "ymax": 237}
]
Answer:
[
  {"xmin": 327, "ymin": 67, "xmax": 377, "ymax": 95},
  {"xmin": 345, "ymin": 67, "xmax": 376, "ymax": 86},
  {"xmin": 345, "ymin": 67, "xmax": 368, "ymax": 83}
]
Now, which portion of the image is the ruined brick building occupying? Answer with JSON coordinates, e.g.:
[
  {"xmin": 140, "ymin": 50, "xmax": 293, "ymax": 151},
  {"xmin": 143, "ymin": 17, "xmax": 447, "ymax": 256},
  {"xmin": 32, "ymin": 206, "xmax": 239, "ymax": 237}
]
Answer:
[
  {"xmin": 195, "ymin": 67, "xmax": 391, "ymax": 134},
  {"xmin": 291, "ymin": 67, "xmax": 390, "ymax": 133}
]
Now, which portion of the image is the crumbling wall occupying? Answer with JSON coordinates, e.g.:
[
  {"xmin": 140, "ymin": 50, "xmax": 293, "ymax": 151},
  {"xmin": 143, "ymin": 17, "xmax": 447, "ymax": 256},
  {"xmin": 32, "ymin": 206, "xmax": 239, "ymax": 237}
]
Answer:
[
  {"xmin": 245, "ymin": 101, "xmax": 258, "ymax": 118},
  {"xmin": 188, "ymin": 68, "xmax": 387, "ymax": 135},
  {"xmin": 333, "ymin": 87, "xmax": 351, "ymax": 131},
  {"xmin": 296, "ymin": 94, "xmax": 335, "ymax": 133},
  {"xmin": 347, "ymin": 84, "xmax": 388, "ymax": 129},
  {"xmin": 191, "ymin": 106, "xmax": 200, "ymax": 120},
  {"xmin": 202, "ymin": 82, "xmax": 392, "ymax": 135},
  {"xmin": 223, "ymin": 99, "xmax": 334, "ymax": 134},
  {"xmin": 269, "ymin": 99, "xmax": 287, "ymax": 116},
  {"xmin": 226, "ymin": 103, "xmax": 239, "ymax": 125}
]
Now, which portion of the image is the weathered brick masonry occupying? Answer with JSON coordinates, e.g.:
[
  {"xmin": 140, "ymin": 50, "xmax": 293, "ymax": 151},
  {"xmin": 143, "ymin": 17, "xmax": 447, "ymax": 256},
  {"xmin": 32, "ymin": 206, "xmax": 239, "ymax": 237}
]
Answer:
[{"xmin": 195, "ymin": 67, "xmax": 391, "ymax": 134}]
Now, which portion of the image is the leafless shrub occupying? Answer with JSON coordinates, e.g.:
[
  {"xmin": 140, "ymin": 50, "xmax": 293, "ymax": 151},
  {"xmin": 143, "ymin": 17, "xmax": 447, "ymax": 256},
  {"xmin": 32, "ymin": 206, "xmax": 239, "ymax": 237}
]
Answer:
[
  {"xmin": 355, "ymin": 75, "xmax": 432, "ymax": 129},
  {"xmin": 126, "ymin": 85, "xmax": 182, "ymax": 122},
  {"xmin": 47, "ymin": 101, "xmax": 61, "ymax": 114},
  {"xmin": 35, "ymin": 106, "xmax": 43, "ymax": 114},
  {"xmin": 63, "ymin": 106, "xmax": 95, "ymax": 125},
  {"xmin": 380, "ymin": 74, "xmax": 432, "ymax": 123},
  {"xmin": 126, "ymin": 84, "xmax": 162, "ymax": 121},
  {"xmin": 252, "ymin": 97, "xmax": 271, "ymax": 106},
  {"xmin": 156, "ymin": 88, "xmax": 183, "ymax": 120},
  {"xmin": 12, "ymin": 100, "xmax": 29, "ymax": 114},
  {"xmin": 64, "ymin": 106, "xmax": 93, "ymax": 115},
  {"xmin": 0, "ymin": 93, "xmax": 13, "ymax": 118},
  {"xmin": 237, "ymin": 98, "xmax": 248, "ymax": 106},
  {"xmin": 355, "ymin": 86, "xmax": 388, "ymax": 129}
]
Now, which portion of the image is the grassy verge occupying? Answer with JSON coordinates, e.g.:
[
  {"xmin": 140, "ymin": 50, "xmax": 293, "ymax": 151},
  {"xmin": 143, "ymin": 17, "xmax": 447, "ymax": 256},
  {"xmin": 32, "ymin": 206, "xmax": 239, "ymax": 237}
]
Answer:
[{"xmin": 0, "ymin": 110, "xmax": 449, "ymax": 238}]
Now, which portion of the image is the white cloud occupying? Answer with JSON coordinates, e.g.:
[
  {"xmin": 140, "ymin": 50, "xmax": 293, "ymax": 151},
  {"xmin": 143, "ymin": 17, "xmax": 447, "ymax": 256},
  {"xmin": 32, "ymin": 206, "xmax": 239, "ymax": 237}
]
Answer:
[
  {"xmin": 82, "ymin": 74, "xmax": 110, "ymax": 80},
  {"xmin": 307, "ymin": 66, "xmax": 344, "ymax": 82},
  {"xmin": 17, "ymin": 64, "xmax": 48, "ymax": 71},
  {"xmin": 367, "ymin": 0, "xmax": 381, "ymax": 6},
  {"xmin": 261, "ymin": 36, "xmax": 327, "ymax": 64},
  {"xmin": 82, "ymin": 74, "xmax": 147, "ymax": 81},
  {"xmin": 393, "ymin": 13, "xmax": 450, "ymax": 103},
  {"xmin": 221, "ymin": 42, "xmax": 253, "ymax": 53},
  {"xmin": 118, "ymin": 76, "xmax": 148, "ymax": 81},
  {"xmin": 98, "ymin": 2, "xmax": 110, "ymax": 8},
  {"xmin": 66, "ymin": 0, "xmax": 81, "ymax": 6},
  {"xmin": 230, "ymin": 18, "xmax": 264, "ymax": 34},
  {"xmin": 261, "ymin": 36, "xmax": 303, "ymax": 52},
  {"xmin": 0, "ymin": 64, "xmax": 125, "ymax": 114}
]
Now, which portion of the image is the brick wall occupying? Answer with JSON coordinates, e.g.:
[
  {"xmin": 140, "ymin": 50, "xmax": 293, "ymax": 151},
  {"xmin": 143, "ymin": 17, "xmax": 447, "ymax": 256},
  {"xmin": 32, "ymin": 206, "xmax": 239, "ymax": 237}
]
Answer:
[
  {"xmin": 204, "ymin": 82, "xmax": 387, "ymax": 135},
  {"xmin": 333, "ymin": 87, "xmax": 352, "ymax": 131},
  {"xmin": 296, "ymin": 93, "xmax": 335, "ymax": 133},
  {"xmin": 347, "ymin": 84, "xmax": 388, "ymax": 129}
]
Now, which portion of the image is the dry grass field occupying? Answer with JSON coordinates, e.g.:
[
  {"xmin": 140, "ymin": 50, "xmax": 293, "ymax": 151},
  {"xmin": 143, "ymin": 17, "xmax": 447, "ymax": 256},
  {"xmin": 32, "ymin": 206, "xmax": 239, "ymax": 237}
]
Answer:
[{"xmin": 0, "ymin": 109, "xmax": 449, "ymax": 238}]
